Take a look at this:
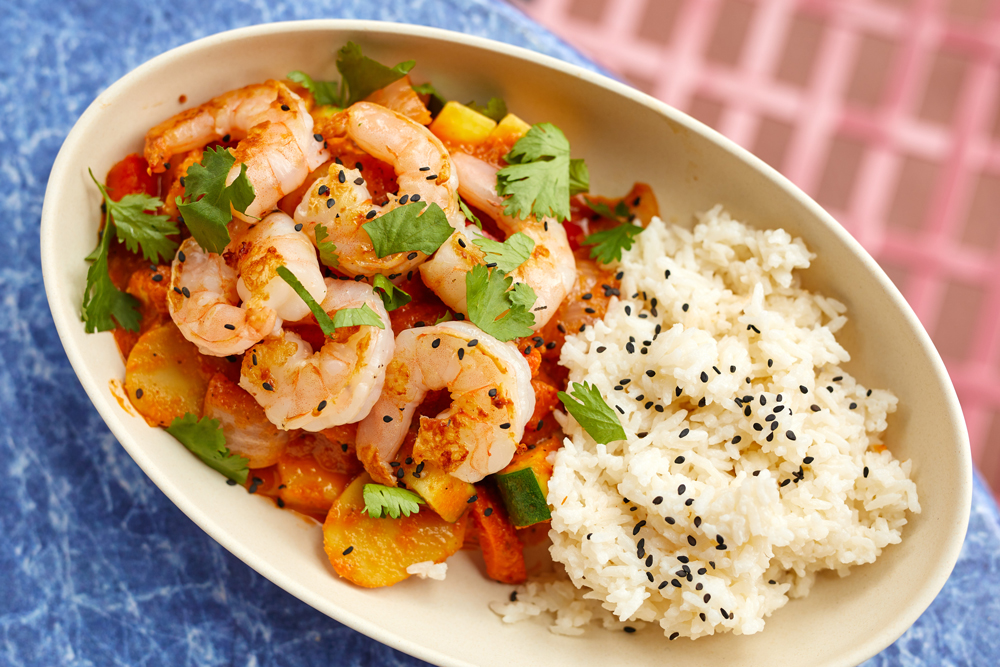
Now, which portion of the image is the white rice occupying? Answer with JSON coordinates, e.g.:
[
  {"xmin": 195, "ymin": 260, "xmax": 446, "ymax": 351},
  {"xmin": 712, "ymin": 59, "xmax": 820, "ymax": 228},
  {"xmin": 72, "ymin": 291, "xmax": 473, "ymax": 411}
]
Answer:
[
  {"xmin": 406, "ymin": 561, "xmax": 448, "ymax": 580},
  {"xmin": 490, "ymin": 207, "xmax": 920, "ymax": 639}
]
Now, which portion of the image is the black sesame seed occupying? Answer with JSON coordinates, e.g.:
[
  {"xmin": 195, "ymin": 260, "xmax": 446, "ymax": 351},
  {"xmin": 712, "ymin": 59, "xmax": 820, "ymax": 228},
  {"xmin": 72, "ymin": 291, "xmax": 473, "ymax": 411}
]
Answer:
[
  {"xmin": 780, "ymin": 479, "xmax": 790, "ymax": 487},
  {"xmin": 753, "ymin": 423, "xmax": 763, "ymax": 432},
  {"xmin": 732, "ymin": 435, "xmax": 742, "ymax": 444},
  {"xmin": 342, "ymin": 546, "xmax": 354, "ymax": 555},
  {"xmin": 811, "ymin": 404, "xmax": 821, "ymax": 412},
  {"xmin": 766, "ymin": 414, "xmax": 776, "ymax": 423},
  {"xmin": 864, "ymin": 466, "xmax": 869, "ymax": 478},
  {"xmin": 407, "ymin": 251, "xmax": 418, "ymax": 260},
  {"xmin": 744, "ymin": 406, "xmax": 752, "ymax": 417},
  {"xmin": 850, "ymin": 402, "xmax": 858, "ymax": 410},
  {"xmin": 676, "ymin": 386, "xmax": 682, "ymax": 397},
  {"xmin": 678, "ymin": 484, "xmax": 686, "ymax": 495},
  {"xmin": 365, "ymin": 209, "xmax": 377, "ymax": 219},
  {"xmin": 698, "ymin": 397, "xmax": 706, "ymax": 407},
  {"xmin": 280, "ymin": 104, "xmax": 290, "ymax": 111},
  {"xmin": 674, "ymin": 456, "xmax": 685, "ymax": 464},
  {"xmin": 786, "ymin": 430, "xmax": 796, "ymax": 440},
  {"xmin": 223, "ymin": 323, "xmax": 236, "ymax": 331},
  {"xmin": 432, "ymin": 338, "xmax": 441, "ymax": 348},
  {"xmin": 261, "ymin": 382, "xmax": 273, "ymax": 391},
  {"xmin": 151, "ymin": 274, "xmax": 163, "ymax": 282},
  {"xmin": 694, "ymin": 516, "xmax": 702, "ymax": 528},
  {"xmin": 135, "ymin": 388, "xmax": 144, "ymax": 399},
  {"xmin": 425, "ymin": 174, "xmax": 437, "ymax": 180},
  {"xmin": 500, "ymin": 422, "xmax": 511, "ymax": 429},
  {"xmin": 633, "ymin": 521, "xmax": 646, "ymax": 535},
  {"xmin": 457, "ymin": 348, "xmax": 465, "ymax": 361},
  {"xmin": 665, "ymin": 517, "xmax": 675, "ymax": 524},
  {"xmin": 625, "ymin": 305, "xmax": 632, "ymax": 315},
  {"xmin": 698, "ymin": 568, "xmax": 707, "ymax": 575},
  {"xmin": 338, "ymin": 171, "xmax": 346, "ymax": 183},
  {"xmin": 646, "ymin": 571, "xmax": 654, "ymax": 583},
  {"xmin": 803, "ymin": 456, "xmax": 814, "ymax": 464},
  {"xmin": 624, "ymin": 626, "xmax": 637, "ymax": 634},
  {"xmin": 672, "ymin": 579, "xmax": 682, "ymax": 588}
]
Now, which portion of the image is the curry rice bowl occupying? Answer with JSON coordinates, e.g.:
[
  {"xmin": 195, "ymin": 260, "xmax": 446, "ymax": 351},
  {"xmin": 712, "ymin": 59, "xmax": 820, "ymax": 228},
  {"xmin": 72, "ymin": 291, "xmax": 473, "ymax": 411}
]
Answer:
[{"xmin": 491, "ymin": 206, "xmax": 920, "ymax": 639}]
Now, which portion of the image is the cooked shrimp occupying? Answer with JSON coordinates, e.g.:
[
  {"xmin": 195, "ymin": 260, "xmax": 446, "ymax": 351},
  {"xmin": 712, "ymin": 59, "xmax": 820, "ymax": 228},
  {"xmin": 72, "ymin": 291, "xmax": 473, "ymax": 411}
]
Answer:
[
  {"xmin": 231, "ymin": 211, "xmax": 327, "ymax": 324},
  {"xmin": 203, "ymin": 373, "xmax": 290, "ymax": 468},
  {"xmin": 167, "ymin": 237, "xmax": 276, "ymax": 357},
  {"xmin": 144, "ymin": 80, "xmax": 329, "ymax": 221},
  {"xmin": 355, "ymin": 321, "xmax": 535, "ymax": 485},
  {"xmin": 168, "ymin": 211, "xmax": 326, "ymax": 356},
  {"xmin": 293, "ymin": 102, "xmax": 462, "ymax": 277},
  {"xmin": 363, "ymin": 75, "xmax": 432, "ymax": 125},
  {"xmin": 419, "ymin": 152, "xmax": 576, "ymax": 330},
  {"xmin": 239, "ymin": 280, "xmax": 394, "ymax": 431}
]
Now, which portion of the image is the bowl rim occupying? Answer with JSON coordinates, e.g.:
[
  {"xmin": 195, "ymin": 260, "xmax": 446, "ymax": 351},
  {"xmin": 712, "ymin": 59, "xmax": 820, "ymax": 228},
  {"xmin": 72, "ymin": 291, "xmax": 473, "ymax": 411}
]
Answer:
[{"xmin": 40, "ymin": 18, "xmax": 973, "ymax": 667}]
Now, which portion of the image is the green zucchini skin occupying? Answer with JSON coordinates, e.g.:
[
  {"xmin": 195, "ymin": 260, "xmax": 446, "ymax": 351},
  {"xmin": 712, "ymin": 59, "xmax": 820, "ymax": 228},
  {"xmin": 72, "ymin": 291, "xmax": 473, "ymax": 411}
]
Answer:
[{"xmin": 495, "ymin": 467, "xmax": 552, "ymax": 527}]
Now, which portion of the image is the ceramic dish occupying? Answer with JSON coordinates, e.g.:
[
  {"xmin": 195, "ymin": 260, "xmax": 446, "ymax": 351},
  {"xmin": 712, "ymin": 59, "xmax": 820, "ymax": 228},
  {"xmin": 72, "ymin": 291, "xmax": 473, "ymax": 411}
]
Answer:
[{"xmin": 40, "ymin": 20, "xmax": 972, "ymax": 667}]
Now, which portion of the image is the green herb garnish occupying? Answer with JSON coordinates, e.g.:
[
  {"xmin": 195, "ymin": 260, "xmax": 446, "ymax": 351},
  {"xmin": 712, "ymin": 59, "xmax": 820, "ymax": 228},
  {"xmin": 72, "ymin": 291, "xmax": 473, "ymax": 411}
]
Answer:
[
  {"xmin": 372, "ymin": 274, "xmax": 411, "ymax": 311},
  {"xmin": 465, "ymin": 264, "xmax": 535, "ymax": 341},
  {"xmin": 166, "ymin": 413, "xmax": 249, "ymax": 484},
  {"xmin": 472, "ymin": 232, "xmax": 535, "ymax": 275},
  {"xmin": 175, "ymin": 146, "xmax": 256, "ymax": 254},
  {"xmin": 557, "ymin": 382, "xmax": 626, "ymax": 445},
  {"xmin": 496, "ymin": 123, "xmax": 589, "ymax": 222},
  {"xmin": 582, "ymin": 223, "xmax": 644, "ymax": 265},
  {"xmin": 467, "ymin": 96, "xmax": 507, "ymax": 122},
  {"xmin": 363, "ymin": 483, "xmax": 425, "ymax": 518},
  {"xmin": 362, "ymin": 202, "xmax": 453, "ymax": 258}
]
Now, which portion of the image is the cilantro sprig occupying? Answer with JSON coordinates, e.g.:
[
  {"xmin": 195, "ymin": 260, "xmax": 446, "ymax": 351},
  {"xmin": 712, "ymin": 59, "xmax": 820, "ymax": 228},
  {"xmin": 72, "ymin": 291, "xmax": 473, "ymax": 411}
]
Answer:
[
  {"xmin": 276, "ymin": 266, "xmax": 385, "ymax": 337},
  {"xmin": 88, "ymin": 169, "xmax": 177, "ymax": 263},
  {"xmin": 466, "ymin": 265, "xmax": 535, "ymax": 341},
  {"xmin": 458, "ymin": 197, "xmax": 482, "ymax": 229},
  {"xmin": 472, "ymin": 232, "xmax": 535, "ymax": 274},
  {"xmin": 288, "ymin": 41, "xmax": 415, "ymax": 108},
  {"xmin": 82, "ymin": 167, "xmax": 180, "ymax": 333},
  {"xmin": 175, "ymin": 146, "xmax": 256, "ymax": 254},
  {"xmin": 584, "ymin": 197, "xmax": 632, "ymax": 225},
  {"xmin": 372, "ymin": 274, "xmax": 411, "ymax": 311},
  {"xmin": 467, "ymin": 96, "xmax": 507, "ymax": 122},
  {"xmin": 557, "ymin": 382, "xmax": 626, "ymax": 445},
  {"xmin": 363, "ymin": 483, "xmax": 425, "ymax": 519},
  {"xmin": 332, "ymin": 303, "xmax": 386, "ymax": 329},
  {"xmin": 166, "ymin": 413, "xmax": 249, "ymax": 484},
  {"xmin": 362, "ymin": 202, "xmax": 453, "ymax": 258},
  {"xmin": 314, "ymin": 223, "xmax": 340, "ymax": 268},
  {"xmin": 496, "ymin": 123, "xmax": 589, "ymax": 222},
  {"xmin": 411, "ymin": 82, "xmax": 447, "ymax": 116},
  {"xmin": 81, "ymin": 226, "xmax": 141, "ymax": 333},
  {"xmin": 582, "ymin": 223, "xmax": 644, "ymax": 265}
]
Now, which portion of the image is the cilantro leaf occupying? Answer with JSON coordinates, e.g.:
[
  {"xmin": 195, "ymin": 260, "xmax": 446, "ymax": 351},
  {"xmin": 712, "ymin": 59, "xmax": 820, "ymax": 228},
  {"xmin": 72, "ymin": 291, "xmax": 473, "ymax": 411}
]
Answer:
[
  {"xmin": 337, "ymin": 41, "xmax": 415, "ymax": 106},
  {"xmin": 466, "ymin": 265, "xmax": 535, "ymax": 341},
  {"xmin": 362, "ymin": 202, "xmax": 453, "ymax": 258},
  {"xmin": 466, "ymin": 96, "xmax": 508, "ymax": 122},
  {"xmin": 458, "ymin": 197, "xmax": 482, "ymax": 229},
  {"xmin": 583, "ymin": 197, "xmax": 631, "ymax": 224},
  {"xmin": 582, "ymin": 223, "xmax": 644, "ymax": 265},
  {"xmin": 89, "ymin": 169, "xmax": 177, "ymax": 263},
  {"xmin": 472, "ymin": 232, "xmax": 535, "ymax": 274},
  {"xmin": 509, "ymin": 282, "xmax": 537, "ymax": 311},
  {"xmin": 81, "ymin": 226, "xmax": 141, "ymax": 333},
  {"xmin": 276, "ymin": 265, "xmax": 337, "ymax": 336},
  {"xmin": 372, "ymin": 274, "xmax": 411, "ymax": 311},
  {"xmin": 569, "ymin": 158, "xmax": 590, "ymax": 196},
  {"xmin": 496, "ymin": 123, "xmax": 586, "ymax": 222},
  {"xmin": 412, "ymin": 82, "xmax": 447, "ymax": 117},
  {"xmin": 434, "ymin": 311, "xmax": 454, "ymax": 324},
  {"xmin": 557, "ymin": 382, "xmax": 626, "ymax": 445},
  {"xmin": 332, "ymin": 303, "xmax": 386, "ymax": 329},
  {"xmin": 287, "ymin": 70, "xmax": 341, "ymax": 107},
  {"xmin": 166, "ymin": 413, "xmax": 249, "ymax": 484},
  {"xmin": 363, "ymin": 483, "xmax": 425, "ymax": 519},
  {"xmin": 176, "ymin": 146, "xmax": 256, "ymax": 254},
  {"xmin": 314, "ymin": 223, "xmax": 340, "ymax": 268}
]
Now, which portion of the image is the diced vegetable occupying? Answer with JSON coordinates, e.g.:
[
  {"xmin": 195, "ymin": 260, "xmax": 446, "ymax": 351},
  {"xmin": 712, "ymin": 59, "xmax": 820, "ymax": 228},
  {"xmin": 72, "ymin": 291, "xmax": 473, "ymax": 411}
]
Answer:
[
  {"xmin": 124, "ymin": 323, "xmax": 225, "ymax": 427},
  {"xmin": 494, "ymin": 437, "xmax": 561, "ymax": 527},
  {"xmin": 323, "ymin": 474, "xmax": 467, "ymax": 588},
  {"xmin": 277, "ymin": 448, "xmax": 354, "ymax": 517},
  {"xmin": 429, "ymin": 101, "xmax": 496, "ymax": 145},
  {"xmin": 469, "ymin": 483, "xmax": 527, "ymax": 584},
  {"xmin": 394, "ymin": 437, "xmax": 475, "ymax": 523},
  {"xmin": 489, "ymin": 113, "xmax": 531, "ymax": 143}
]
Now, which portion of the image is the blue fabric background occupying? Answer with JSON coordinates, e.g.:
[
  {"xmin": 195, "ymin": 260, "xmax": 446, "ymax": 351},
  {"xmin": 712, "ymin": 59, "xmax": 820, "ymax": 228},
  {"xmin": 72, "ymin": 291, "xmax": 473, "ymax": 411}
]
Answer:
[{"xmin": 1, "ymin": 0, "xmax": 997, "ymax": 665}]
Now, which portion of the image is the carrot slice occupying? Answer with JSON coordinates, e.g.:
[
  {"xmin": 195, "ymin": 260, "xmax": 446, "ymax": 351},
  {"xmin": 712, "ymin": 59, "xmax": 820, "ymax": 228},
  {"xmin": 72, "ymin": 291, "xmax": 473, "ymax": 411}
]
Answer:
[{"xmin": 470, "ymin": 483, "xmax": 527, "ymax": 584}]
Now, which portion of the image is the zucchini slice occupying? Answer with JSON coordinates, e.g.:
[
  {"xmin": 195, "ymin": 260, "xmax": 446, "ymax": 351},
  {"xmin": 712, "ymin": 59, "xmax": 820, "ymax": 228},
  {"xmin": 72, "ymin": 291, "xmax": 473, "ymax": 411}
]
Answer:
[{"xmin": 494, "ymin": 437, "xmax": 561, "ymax": 528}]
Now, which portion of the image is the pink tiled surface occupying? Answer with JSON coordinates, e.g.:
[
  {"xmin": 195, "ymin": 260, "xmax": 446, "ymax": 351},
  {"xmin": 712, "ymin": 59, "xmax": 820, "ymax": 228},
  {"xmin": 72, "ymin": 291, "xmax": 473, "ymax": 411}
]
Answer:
[{"xmin": 511, "ymin": 0, "xmax": 1000, "ymax": 495}]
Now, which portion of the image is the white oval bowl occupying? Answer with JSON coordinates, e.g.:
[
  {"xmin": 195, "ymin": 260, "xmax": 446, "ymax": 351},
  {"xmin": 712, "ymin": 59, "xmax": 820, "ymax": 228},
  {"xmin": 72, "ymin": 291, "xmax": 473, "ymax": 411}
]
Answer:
[{"xmin": 41, "ymin": 19, "xmax": 972, "ymax": 667}]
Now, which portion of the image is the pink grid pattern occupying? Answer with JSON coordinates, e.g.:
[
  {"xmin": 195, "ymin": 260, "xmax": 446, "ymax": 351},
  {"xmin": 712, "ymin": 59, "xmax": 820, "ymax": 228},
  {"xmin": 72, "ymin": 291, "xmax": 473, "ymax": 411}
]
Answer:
[{"xmin": 510, "ymin": 0, "xmax": 1000, "ymax": 496}]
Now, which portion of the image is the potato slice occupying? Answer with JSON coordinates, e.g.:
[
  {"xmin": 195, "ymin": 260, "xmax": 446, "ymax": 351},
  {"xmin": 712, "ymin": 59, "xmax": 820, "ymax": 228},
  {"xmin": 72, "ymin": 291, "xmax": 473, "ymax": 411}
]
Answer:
[
  {"xmin": 429, "ymin": 101, "xmax": 496, "ymax": 145},
  {"xmin": 323, "ymin": 474, "xmax": 467, "ymax": 588},
  {"xmin": 124, "ymin": 323, "xmax": 228, "ymax": 427}
]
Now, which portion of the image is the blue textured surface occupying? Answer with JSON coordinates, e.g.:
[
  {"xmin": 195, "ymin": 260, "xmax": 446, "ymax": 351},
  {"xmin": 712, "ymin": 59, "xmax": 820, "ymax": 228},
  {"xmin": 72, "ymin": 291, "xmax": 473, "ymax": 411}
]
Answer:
[{"xmin": 1, "ymin": 0, "xmax": 998, "ymax": 665}]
